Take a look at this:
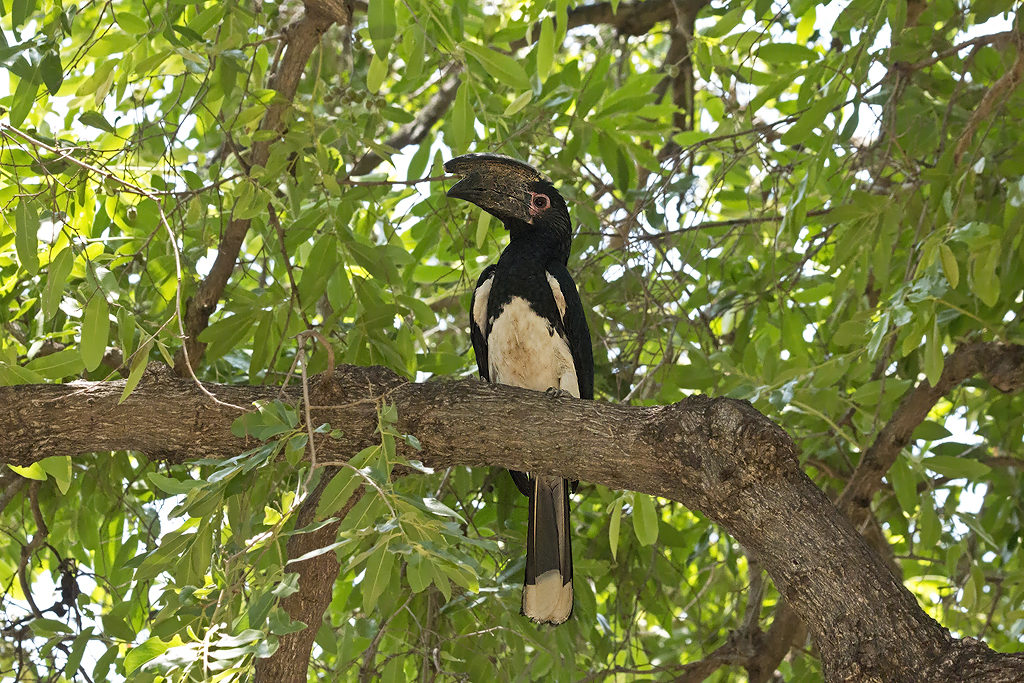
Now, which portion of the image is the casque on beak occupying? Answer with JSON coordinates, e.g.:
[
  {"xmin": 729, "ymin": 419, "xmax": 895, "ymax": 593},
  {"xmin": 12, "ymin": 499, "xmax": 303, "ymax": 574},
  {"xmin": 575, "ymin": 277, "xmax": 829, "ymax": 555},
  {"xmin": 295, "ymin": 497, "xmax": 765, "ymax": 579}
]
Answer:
[{"xmin": 444, "ymin": 153, "xmax": 547, "ymax": 225}]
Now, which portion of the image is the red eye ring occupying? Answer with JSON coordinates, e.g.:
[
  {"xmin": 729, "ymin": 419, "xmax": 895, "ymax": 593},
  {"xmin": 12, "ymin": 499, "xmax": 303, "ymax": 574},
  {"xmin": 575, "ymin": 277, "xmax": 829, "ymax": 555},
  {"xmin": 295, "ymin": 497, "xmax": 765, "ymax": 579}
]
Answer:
[{"xmin": 532, "ymin": 194, "xmax": 549, "ymax": 209}]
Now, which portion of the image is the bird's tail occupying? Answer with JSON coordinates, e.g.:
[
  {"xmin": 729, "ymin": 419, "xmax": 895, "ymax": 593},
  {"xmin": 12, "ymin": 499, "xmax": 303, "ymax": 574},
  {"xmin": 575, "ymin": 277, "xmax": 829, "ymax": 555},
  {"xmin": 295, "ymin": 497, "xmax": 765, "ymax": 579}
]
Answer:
[{"xmin": 521, "ymin": 475, "xmax": 573, "ymax": 624}]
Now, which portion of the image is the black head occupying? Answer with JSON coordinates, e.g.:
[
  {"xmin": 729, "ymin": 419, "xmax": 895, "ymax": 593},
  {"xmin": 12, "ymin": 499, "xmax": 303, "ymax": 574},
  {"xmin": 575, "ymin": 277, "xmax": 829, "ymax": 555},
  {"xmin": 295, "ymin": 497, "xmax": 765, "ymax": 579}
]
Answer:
[{"xmin": 444, "ymin": 154, "xmax": 573, "ymax": 261}]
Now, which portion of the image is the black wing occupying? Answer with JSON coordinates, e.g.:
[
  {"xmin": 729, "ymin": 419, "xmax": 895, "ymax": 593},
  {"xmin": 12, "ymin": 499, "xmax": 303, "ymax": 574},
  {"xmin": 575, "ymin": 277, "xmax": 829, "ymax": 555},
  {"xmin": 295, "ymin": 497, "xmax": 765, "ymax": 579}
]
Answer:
[
  {"xmin": 469, "ymin": 264, "xmax": 497, "ymax": 381},
  {"xmin": 545, "ymin": 263, "xmax": 594, "ymax": 400}
]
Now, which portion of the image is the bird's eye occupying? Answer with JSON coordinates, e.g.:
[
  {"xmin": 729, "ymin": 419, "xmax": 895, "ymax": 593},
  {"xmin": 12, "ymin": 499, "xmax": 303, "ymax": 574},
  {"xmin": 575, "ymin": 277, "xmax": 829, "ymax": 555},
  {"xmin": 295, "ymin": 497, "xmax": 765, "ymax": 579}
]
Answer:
[{"xmin": 532, "ymin": 194, "xmax": 549, "ymax": 209}]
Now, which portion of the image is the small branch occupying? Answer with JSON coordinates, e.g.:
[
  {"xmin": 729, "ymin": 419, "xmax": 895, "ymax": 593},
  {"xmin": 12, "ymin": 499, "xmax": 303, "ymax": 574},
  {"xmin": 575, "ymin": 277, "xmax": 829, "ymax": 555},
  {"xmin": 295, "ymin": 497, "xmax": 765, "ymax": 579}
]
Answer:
[
  {"xmin": 268, "ymin": 203, "xmax": 311, "ymax": 328},
  {"xmin": 954, "ymin": 23, "xmax": 1024, "ymax": 163},
  {"xmin": 16, "ymin": 482, "xmax": 49, "ymax": 619},
  {"xmin": 359, "ymin": 594, "xmax": 415, "ymax": 682},
  {"xmin": 742, "ymin": 555, "xmax": 766, "ymax": 635},
  {"xmin": 591, "ymin": 207, "xmax": 835, "ymax": 242},
  {"xmin": 254, "ymin": 475, "xmax": 363, "ymax": 682},
  {"xmin": 901, "ymin": 31, "xmax": 1014, "ymax": 72},
  {"xmin": 0, "ymin": 472, "xmax": 27, "ymax": 513},
  {"xmin": 348, "ymin": 74, "xmax": 461, "ymax": 176},
  {"xmin": 838, "ymin": 342, "xmax": 1024, "ymax": 523}
]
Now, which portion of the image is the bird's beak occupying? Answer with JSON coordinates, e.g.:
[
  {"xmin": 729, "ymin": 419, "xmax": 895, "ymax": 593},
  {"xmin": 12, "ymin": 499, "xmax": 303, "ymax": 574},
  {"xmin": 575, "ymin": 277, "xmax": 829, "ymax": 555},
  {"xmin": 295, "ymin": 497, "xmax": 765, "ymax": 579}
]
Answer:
[{"xmin": 444, "ymin": 154, "xmax": 545, "ymax": 224}]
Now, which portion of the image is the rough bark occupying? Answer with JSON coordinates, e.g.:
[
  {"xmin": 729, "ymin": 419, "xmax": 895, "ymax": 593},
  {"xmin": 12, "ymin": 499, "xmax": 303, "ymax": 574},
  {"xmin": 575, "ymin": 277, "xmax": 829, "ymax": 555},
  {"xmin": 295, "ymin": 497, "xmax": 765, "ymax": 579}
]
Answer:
[
  {"xmin": 3, "ymin": 363, "xmax": 1024, "ymax": 680},
  {"xmin": 749, "ymin": 341, "xmax": 1024, "ymax": 679},
  {"xmin": 255, "ymin": 469, "xmax": 362, "ymax": 683}
]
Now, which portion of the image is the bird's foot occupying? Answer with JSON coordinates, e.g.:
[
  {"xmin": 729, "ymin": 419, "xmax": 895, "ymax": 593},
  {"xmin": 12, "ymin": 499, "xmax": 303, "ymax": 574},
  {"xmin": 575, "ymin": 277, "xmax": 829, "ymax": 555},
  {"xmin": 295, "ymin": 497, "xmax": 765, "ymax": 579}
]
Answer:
[{"xmin": 545, "ymin": 387, "xmax": 572, "ymax": 399}]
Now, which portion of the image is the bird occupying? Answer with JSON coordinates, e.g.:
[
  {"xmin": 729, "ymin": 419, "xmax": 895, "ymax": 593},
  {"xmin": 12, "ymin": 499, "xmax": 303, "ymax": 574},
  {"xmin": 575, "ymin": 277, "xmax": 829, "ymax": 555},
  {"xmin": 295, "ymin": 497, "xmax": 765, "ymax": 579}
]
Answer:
[{"xmin": 444, "ymin": 153, "xmax": 594, "ymax": 625}]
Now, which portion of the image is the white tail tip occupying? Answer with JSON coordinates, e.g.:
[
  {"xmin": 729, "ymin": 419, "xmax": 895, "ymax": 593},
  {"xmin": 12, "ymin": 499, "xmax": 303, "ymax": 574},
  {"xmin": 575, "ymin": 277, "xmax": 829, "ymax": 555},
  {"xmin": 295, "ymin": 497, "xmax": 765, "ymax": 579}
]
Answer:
[{"xmin": 522, "ymin": 570, "xmax": 573, "ymax": 625}]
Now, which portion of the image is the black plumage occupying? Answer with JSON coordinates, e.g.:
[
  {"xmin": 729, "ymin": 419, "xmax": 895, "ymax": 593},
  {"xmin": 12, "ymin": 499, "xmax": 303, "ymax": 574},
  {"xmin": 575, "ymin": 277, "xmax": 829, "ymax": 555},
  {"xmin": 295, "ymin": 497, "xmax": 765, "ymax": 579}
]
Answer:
[{"xmin": 444, "ymin": 154, "xmax": 594, "ymax": 625}]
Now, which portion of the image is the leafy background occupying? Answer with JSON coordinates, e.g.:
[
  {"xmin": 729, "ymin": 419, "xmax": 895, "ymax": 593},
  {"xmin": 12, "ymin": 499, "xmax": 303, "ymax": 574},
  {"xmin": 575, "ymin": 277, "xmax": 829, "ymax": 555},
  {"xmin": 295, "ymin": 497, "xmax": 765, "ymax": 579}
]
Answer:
[{"xmin": 1, "ymin": 0, "xmax": 1023, "ymax": 680}]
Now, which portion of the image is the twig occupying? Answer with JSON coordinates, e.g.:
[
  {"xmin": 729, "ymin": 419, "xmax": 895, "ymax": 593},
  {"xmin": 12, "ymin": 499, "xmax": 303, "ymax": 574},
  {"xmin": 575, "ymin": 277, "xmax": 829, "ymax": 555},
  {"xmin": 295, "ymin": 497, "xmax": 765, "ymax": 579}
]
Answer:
[
  {"xmin": 358, "ymin": 594, "xmax": 415, "ymax": 682},
  {"xmin": 16, "ymin": 482, "xmax": 48, "ymax": 619},
  {"xmin": 0, "ymin": 123, "xmax": 246, "ymax": 411},
  {"xmin": 268, "ymin": 203, "xmax": 312, "ymax": 329}
]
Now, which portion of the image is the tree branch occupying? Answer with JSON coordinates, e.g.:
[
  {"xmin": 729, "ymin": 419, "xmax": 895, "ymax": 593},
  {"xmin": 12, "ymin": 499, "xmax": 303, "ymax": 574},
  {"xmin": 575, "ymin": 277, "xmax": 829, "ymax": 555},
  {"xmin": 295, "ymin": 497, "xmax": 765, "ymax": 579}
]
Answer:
[
  {"xmin": 753, "ymin": 341, "xmax": 1024, "ymax": 680},
  {"xmin": 3, "ymin": 364, "xmax": 1024, "ymax": 679},
  {"xmin": 348, "ymin": 73, "xmax": 461, "ymax": 177},
  {"xmin": 255, "ymin": 470, "xmax": 362, "ymax": 682},
  {"xmin": 838, "ymin": 341, "xmax": 1024, "ymax": 522},
  {"xmin": 953, "ymin": 20, "xmax": 1024, "ymax": 163}
]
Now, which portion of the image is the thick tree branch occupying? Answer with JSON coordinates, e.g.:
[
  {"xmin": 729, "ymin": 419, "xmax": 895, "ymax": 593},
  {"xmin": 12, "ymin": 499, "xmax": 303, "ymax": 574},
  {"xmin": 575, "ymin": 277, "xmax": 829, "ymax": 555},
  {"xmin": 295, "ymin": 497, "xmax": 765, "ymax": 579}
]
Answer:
[
  {"xmin": 753, "ymin": 341, "xmax": 1024, "ymax": 680},
  {"xmin": 509, "ymin": 0, "xmax": 678, "ymax": 51},
  {"xmin": 3, "ymin": 364, "xmax": 1024, "ymax": 679},
  {"xmin": 174, "ymin": 0, "xmax": 352, "ymax": 376}
]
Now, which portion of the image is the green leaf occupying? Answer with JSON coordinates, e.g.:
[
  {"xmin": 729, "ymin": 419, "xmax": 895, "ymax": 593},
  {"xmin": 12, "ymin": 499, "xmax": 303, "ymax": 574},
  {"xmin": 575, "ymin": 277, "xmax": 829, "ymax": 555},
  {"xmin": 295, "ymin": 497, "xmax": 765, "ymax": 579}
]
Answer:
[
  {"xmin": 866, "ymin": 312, "xmax": 889, "ymax": 359},
  {"xmin": 463, "ymin": 43, "xmax": 531, "ymax": 91},
  {"xmin": 888, "ymin": 455, "xmax": 918, "ymax": 514},
  {"xmin": 922, "ymin": 456, "xmax": 992, "ymax": 480},
  {"xmin": 198, "ymin": 313, "xmax": 255, "ymax": 362},
  {"xmin": 65, "ymin": 628, "xmax": 94, "ymax": 676},
  {"xmin": 38, "ymin": 456, "xmax": 72, "ymax": 494},
  {"xmin": 368, "ymin": 0, "xmax": 397, "ymax": 60},
  {"xmin": 407, "ymin": 553, "xmax": 431, "ymax": 592},
  {"xmin": 119, "ymin": 341, "xmax": 151, "ymax": 404},
  {"xmin": 125, "ymin": 636, "xmax": 171, "ymax": 674},
  {"xmin": 148, "ymin": 472, "xmax": 205, "ymax": 495},
  {"xmin": 450, "ymin": 81, "xmax": 473, "ymax": 151},
  {"xmin": 15, "ymin": 199, "xmax": 39, "ymax": 275},
  {"xmin": 30, "ymin": 618, "xmax": 72, "ymax": 636},
  {"xmin": 608, "ymin": 502, "xmax": 622, "ymax": 561},
  {"xmin": 918, "ymin": 501, "xmax": 940, "ymax": 549},
  {"xmin": 536, "ymin": 18, "xmax": 555, "ymax": 82},
  {"xmin": 781, "ymin": 97, "xmax": 834, "ymax": 146},
  {"xmin": 913, "ymin": 420, "xmax": 952, "ymax": 441},
  {"xmin": 8, "ymin": 462, "xmax": 46, "ymax": 481},
  {"xmin": 939, "ymin": 243, "xmax": 959, "ymax": 288},
  {"xmin": 78, "ymin": 111, "xmax": 116, "ymax": 133},
  {"xmin": 42, "ymin": 247, "xmax": 73, "ymax": 320},
  {"xmin": 758, "ymin": 42, "xmax": 816, "ymax": 63},
  {"xmin": 115, "ymin": 11, "xmax": 150, "ymax": 35},
  {"xmin": 632, "ymin": 492, "xmax": 658, "ymax": 546},
  {"xmin": 503, "ymin": 90, "xmax": 532, "ymax": 117},
  {"xmin": 361, "ymin": 542, "xmax": 395, "ymax": 613},
  {"xmin": 9, "ymin": 72, "xmax": 38, "ymax": 128},
  {"xmin": 474, "ymin": 209, "xmax": 491, "ymax": 249},
  {"xmin": 367, "ymin": 54, "xmax": 387, "ymax": 94},
  {"xmin": 888, "ymin": 0, "xmax": 908, "ymax": 34},
  {"xmin": 81, "ymin": 293, "xmax": 110, "ymax": 372},
  {"xmin": 923, "ymin": 317, "xmax": 942, "ymax": 387},
  {"xmin": 970, "ymin": 245, "xmax": 1000, "ymax": 307},
  {"xmin": 26, "ymin": 348, "xmax": 84, "ymax": 379},
  {"xmin": 11, "ymin": 0, "xmax": 37, "ymax": 31},
  {"xmin": 39, "ymin": 49, "xmax": 63, "ymax": 95}
]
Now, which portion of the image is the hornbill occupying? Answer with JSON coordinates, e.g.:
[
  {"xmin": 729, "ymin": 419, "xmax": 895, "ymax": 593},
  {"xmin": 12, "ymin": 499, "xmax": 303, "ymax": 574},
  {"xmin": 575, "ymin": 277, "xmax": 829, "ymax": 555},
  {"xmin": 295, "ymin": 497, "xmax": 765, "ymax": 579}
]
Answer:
[{"xmin": 444, "ymin": 154, "xmax": 594, "ymax": 625}]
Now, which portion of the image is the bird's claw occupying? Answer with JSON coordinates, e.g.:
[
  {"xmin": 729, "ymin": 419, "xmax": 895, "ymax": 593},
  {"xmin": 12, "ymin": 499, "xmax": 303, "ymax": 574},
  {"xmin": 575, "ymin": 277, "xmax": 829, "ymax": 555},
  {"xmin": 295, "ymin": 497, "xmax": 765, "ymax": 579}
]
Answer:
[{"xmin": 545, "ymin": 387, "xmax": 571, "ymax": 399}]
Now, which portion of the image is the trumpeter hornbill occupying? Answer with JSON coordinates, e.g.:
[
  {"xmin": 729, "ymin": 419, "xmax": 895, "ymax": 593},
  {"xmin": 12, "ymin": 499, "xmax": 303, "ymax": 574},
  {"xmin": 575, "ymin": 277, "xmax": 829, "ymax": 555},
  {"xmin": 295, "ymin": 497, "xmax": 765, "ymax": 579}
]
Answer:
[{"xmin": 444, "ymin": 154, "xmax": 594, "ymax": 625}]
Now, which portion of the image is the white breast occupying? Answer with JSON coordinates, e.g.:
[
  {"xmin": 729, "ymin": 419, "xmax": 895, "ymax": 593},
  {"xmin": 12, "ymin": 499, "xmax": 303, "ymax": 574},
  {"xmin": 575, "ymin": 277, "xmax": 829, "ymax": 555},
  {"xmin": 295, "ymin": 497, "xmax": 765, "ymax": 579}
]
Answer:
[{"xmin": 487, "ymin": 297, "xmax": 580, "ymax": 397}]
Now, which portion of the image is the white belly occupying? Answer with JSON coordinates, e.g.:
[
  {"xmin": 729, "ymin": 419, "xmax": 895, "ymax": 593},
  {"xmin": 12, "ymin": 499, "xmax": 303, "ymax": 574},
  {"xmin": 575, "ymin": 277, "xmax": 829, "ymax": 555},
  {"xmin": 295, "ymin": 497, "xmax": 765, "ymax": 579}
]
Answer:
[{"xmin": 488, "ymin": 297, "xmax": 580, "ymax": 397}]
